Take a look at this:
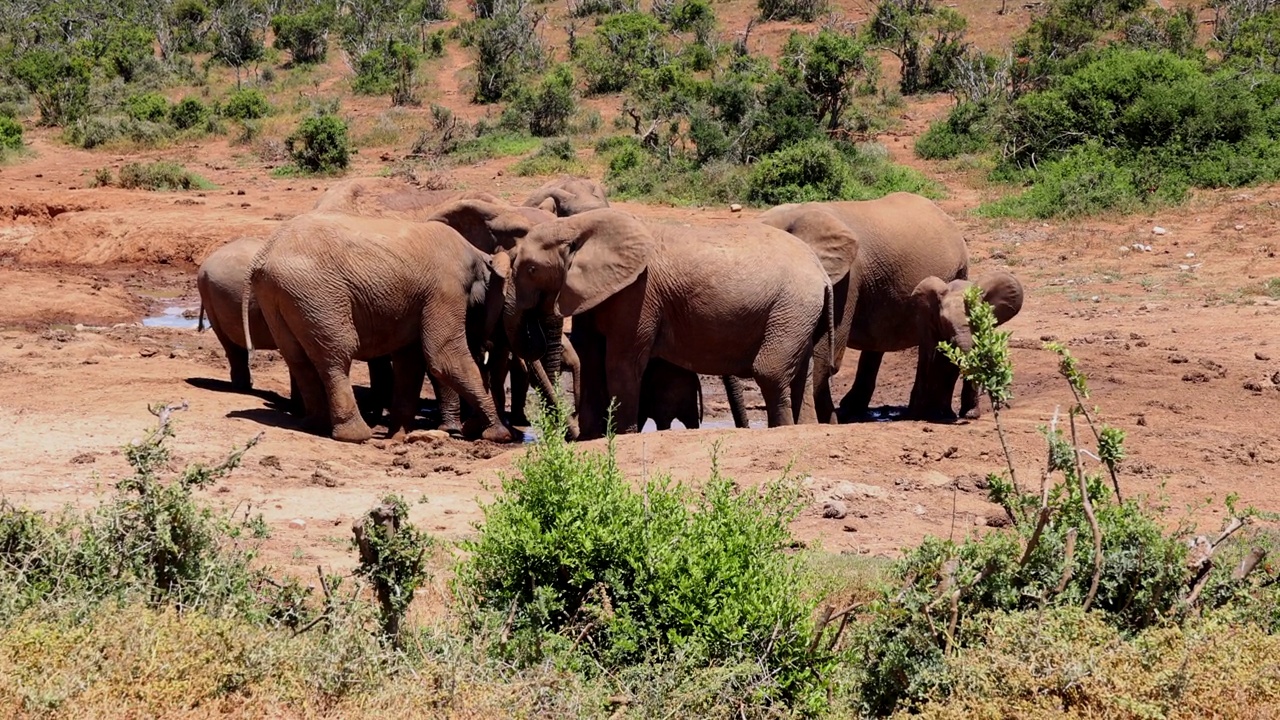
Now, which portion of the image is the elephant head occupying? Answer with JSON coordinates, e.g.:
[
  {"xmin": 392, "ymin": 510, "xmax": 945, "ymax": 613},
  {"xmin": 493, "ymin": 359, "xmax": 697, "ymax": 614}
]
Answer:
[
  {"xmin": 521, "ymin": 176, "xmax": 610, "ymax": 217},
  {"xmin": 505, "ymin": 208, "xmax": 654, "ymax": 364},
  {"xmin": 911, "ymin": 271, "xmax": 1024, "ymax": 352},
  {"xmin": 427, "ymin": 198, "xmax": 554, "ymax": 253}
]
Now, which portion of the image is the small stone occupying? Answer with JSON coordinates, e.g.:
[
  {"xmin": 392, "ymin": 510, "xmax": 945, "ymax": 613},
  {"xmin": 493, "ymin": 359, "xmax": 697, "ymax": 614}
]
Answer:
[
  {"xmin": 169, "ymin": 349, "xmax": 189, "ymax": 359},
  {"xmin": 943, "ymin": 446, "xmax": 959, "ymax": 459},
  {"xmin": 405, "ymin": 429, "xmax": 450, "ymax": 444},
  {"xmin": 822, "ymin": 500, "xmax": 848, "ymax": 519},
  {"xmin": 1185, "ymin": 252, "xmax": 1196, "ymax": 258},
  {"xmin": 1235, "ymin": 224, "xmax": 1246, "ymax": 231},
  {"xmin": 842, "ymin": 524, "xmax": 857, "ymax": 532},
  {"xmin": 74, "ymin": 324, "xmax": 85, "ymax": 332},
  {"xmin": 729, "ymin": 203, "xmax": 743, "ymax": 212},
  {"xmin": 1255, "ymin": 351, "xmax": 1271, "ymax": 361},
  {"xmin": 259, "ymin": 455, "xmax": 282, "ymax": 470},
  {"xmin": 1168, "ymin": 354, "xmax": 1188, "ymax": 364},
  {"xmin": 139, "ymin": 347, "xmax": 158, "ymax": 357},
  {"xmin": 70, "ymin": 452, "xmax": 96, "ymax": 464},
  {"xmin": 1137, "ymin": 414, "xmax": 1148, "ymax": 427},
  {"xmin": 289, "ymin": 518, "xmax": 306, "ymax": 530},
  {"xmin": 1244, "ymin": 379, "xmax": 1265, "ymax": 392},
  {"xmin": 310, "ymin": 469, "xmax": 341, "ymax": 487},
  {"xmin": 1091, "ymin": 295, "xmax": 1101, "ymax": 303},
  {"xmin": 82, "ymin": 357, "xmax": 100, "ymax": 365},
  {"xmin": 986, "ymin": 515, "xmax": 1011, "ymax": 528},
  {"xmin": 1271, "ymin": 371, "xmax": 1280, "ymax": 385},
  {"xmin": 913, "ymin": 504, "xmax": 926, "ymax": 516},
  {"xmin": 1152, "ymin": 226, "xmax": 1167, "ymax": 235}
]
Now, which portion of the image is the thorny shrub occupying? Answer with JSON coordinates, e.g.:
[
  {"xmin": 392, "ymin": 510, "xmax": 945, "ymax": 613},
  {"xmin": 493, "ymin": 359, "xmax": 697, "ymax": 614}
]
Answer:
[{"xmin": 849, "ymin": 289, "xmax": 1280, "ymax": 716}]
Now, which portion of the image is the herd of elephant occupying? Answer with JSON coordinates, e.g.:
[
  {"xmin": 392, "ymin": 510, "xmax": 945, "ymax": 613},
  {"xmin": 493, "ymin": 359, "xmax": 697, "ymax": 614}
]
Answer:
[{"xmin": 195, "ymin": 174, "xmax": 1025, "ymax": 445}]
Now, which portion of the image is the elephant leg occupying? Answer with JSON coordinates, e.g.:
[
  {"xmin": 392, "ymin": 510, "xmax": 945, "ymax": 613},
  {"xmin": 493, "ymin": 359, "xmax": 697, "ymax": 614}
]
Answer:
[
  {"xmin": 436, "ymin": 382, "xmax": 462, "ymax": 434},
  {"xmin": 268, "ymin": 317, "xmax": 329, "ymax": 434},
  {"xmin": 364, "ymin": 355, "xmax": 395, "ymax": 424},
  {"xmin": 960, "ymin": 379, "xmax": 982, "ymax": 419},
  {"xmin": 568, "ymin": 316, "xmax": 609, "ymax": 440},
  {"xmin": 793, "ymin": 358, "xmax": 818, "ymax": 425},
  {"xmin": 603, "ymin": 339, "xmax": 647, "ymax": 436},
  {"xmin": 508, "ymin": 357, "xmax": 532, "ymax": 426},
  {"xmin": 723, "ymin": 376, "xmax": 750, "ymax": 429},
  {"xmin": 386, "ymin": 348, "xmax": 425, "ymax": 439},
  {"xmin": 317, "ymin": 357, "xmax": 370, "ymax": 443},
  {"xmin": 288, "ymin": 370, "xmax": 305, "ymax": 416},
  {"xmin": 424, "ymin": 332, "xmax": 512, "ymax": 443},
  {"xmin": 839, "ymin": 350, "xmax": 883, "ymax": 419},
  {"xmin": 212, "ymin": 325, "xmax": 252, "ymax": 391},
  {"xmin": 928, "ymin": 351, "xmax": 961, "ymax": 421},
  {"xmin": 812, "ymin": 330, "xmax": 836, "ymax": 425}
]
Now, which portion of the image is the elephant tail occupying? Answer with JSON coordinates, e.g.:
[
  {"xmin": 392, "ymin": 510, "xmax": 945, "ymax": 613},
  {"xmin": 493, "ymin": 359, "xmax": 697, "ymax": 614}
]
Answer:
[
  {"xmin": 818, "ymin": 279, "xmax": 836, "ymax": 375},
  {"xmin": 241, "ymin": 250, "xmax": 265, "ymax": 359},
  {"xmin": 196, "ymin": 302, "xmax": 206, "ymax": 332}
]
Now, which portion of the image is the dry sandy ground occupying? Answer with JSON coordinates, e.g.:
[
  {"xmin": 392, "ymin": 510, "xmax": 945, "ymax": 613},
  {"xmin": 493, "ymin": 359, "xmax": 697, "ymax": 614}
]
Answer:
[{"xmin": 2, "ymin": 53, "xmax": 1279, "ymax": 577}]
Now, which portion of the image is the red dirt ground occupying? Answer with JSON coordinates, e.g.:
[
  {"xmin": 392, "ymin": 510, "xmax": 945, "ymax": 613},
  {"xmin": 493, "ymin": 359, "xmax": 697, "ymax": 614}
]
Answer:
[{"xmin": 1, "ymin": 0, "xmax": 1278, "ymax": 578}]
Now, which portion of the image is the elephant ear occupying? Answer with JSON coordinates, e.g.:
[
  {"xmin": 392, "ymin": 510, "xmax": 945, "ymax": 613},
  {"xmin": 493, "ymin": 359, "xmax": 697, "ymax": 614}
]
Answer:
[
  {"xmin": 757, "ymin": 204, "xmax": 857, "ymax": 284},
  {"xmin": 556, "ymin": 209, "xmax": 656, "ymax": 316},
  {"xmin": 910, "ymin": 276, "xmax": 950, "ymax": 336},
  {"xmin": 428, "ymin": 199, "xmax": 536, "ymax": 252},
  {"xmin": 536, "ymin": 196, "xmax": 558, "ymax": 214},
  {"xmin": 482, "ymin": 251, "xmax": 511, "ymax": 339},
  {"xmin": 976, "ymin": 270, "xmax": 1024, "ymax": 325}
]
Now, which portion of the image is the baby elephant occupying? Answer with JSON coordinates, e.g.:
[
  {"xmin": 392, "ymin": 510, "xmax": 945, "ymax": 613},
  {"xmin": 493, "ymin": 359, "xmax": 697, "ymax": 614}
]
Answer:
[
  {"xmin": 910, "ymin": 270, "xmax": 1024, "ymax": 420},
  {"xmin": 196, "ymin": 236, "xmax": 393, "ymax": 419}
]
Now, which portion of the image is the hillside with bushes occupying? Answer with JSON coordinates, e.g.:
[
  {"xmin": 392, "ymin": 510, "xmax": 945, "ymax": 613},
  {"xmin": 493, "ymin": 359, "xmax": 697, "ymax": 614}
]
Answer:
[{"xmin": 2, "ymin": 0, "xmax": 1272, "ymax": 216}]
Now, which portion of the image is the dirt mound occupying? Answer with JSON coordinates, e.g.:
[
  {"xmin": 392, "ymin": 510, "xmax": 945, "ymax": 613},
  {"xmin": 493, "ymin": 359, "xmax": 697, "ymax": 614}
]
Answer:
[{"xmin": 0, "ymin": 269, "xmax": 144, "ymax": 327}]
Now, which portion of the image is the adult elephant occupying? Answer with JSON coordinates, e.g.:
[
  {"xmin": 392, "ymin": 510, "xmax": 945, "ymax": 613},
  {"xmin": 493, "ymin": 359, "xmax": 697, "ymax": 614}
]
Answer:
[
  {"xmin": 521, "ymin": 175, "xmax": 610, "ymax": 217},
  {"xmin": 196, "ymin": 235, "xmax": 393, "ymax": 419},
  {"xmin": 909, "ymin": 272, "xmax": 1024, "ymax": 418},
  {"xmin": 757, "ymin": 193, "xmax": 1019, "ymax": 421},
  {"xmin": 243, "ymin": 212, "xmax": 515, "ymax": 443},
  {"xmin": 506, "ymin": 208, "xmax": 834, "ymax": 440}
]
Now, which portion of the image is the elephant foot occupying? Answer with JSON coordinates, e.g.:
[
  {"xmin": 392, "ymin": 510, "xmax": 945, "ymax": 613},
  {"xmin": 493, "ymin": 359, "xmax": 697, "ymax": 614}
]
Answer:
[
  {"xmin": 484, "ymin": 424, "xmax": 520, "ymax": 443},
  {"xmin": 960, "ymin": 407, "xmax": 981, "ymax": 420},
  {"xmin": 331, "ymin": 418, "xmax": 374, "ymax": 444}
]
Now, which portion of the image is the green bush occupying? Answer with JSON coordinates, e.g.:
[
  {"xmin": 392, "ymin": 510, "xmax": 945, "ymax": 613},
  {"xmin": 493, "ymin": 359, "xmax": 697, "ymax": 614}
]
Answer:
[
  {"xmin": 353, "ymin": 42, "xmax": 421, "ymax": 105},
  {"xmin": 0, "ymin": 117, "xmax": 22, "ymax": 151},
  {"xmin": 745, "ymin": 138, "xmax": 938, "ymax": 205},
  {"xmin": 502, "ymin": 65, "xmax": 577, "ymax": 137},
  {"xmin": 511, "ymin": 138, "xmax": 583, "ymax": 176},
  {"xmin": 914, "ymin": 101, "xmax": 995, "ymax": 159},
  {"xmin": 272, "ymin": 5, "xmax": 335, "ymax": 64},
  {"xmin": 10, "ymin": 50, "xmax": 93, "ymax": 126},
  {"xmin": 221, "ymin": 88, "xmax": 270, "ymax": 120},
  {"xmin": 448, "ymin": 130, "xmax": 540, "ymax": 163},
  {"xmin": 568, "ymin": 0, "xmax": 634, "ymax": 16},
  {"xmin": 577, "ymin": 12, "xmax": 668, "ymax": 94},
  {"xmin": 124, "ymin": 92, "xmax": 171, "ymax": 123},
  {"xmin": 757, "ymin": 0, "xmax": 828, "ymax": 22},
  {"xmin": 118, "ymin": 161, "xmax": 216, "ymax": 191},
  {"xmin": 64, "ymin": 115, "xmax": 174, "ymax": 149},
  {"xmin": 465, "ymin": 6, "xmax": 546, "ymax": 103},
  {"xmin": 287, "ymin": 114, "xmax": 351, "ymax": 174},
  {"xmin": 169, "ymin": 97, "xmax": 210, "ymax": 131},
  {"xmin": 455, "ymin": 403, "xmax": 839, "ymax": 711},
  {"xmin": 867, "ymin": 0, "xmax": 970, "ymax": 95}
]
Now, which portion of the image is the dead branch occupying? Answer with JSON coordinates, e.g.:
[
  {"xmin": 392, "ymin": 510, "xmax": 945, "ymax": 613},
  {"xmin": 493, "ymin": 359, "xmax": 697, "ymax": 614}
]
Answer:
[
  {"xmin": 1071, "ymin": 413, "xmax": 1104, "ymax": 612},
  {"xmin": 1232, "ymin": 547, "xmax": 1267, "ymax": 582},
  {"xmin": 1213, "ymin": 516, "xmax": 1246, "ymax": 549},
  {"xmin": 1018, "ymin": 506, "xmax": 1052, "ymax": 567},
  {"xmin": 1053, "ymin": 528, "xmax": 1078, "ymax": 596}
]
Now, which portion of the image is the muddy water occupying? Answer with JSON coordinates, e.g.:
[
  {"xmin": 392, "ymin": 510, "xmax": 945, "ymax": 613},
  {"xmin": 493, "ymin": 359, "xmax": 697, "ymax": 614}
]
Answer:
[{"xmin": 142, "ymin": 306, "xmax": 200, "ymax": 330}]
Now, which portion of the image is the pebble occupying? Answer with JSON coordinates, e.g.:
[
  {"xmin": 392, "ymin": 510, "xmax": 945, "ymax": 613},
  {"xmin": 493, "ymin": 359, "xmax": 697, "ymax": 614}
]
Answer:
[
  {"xmin": 1185, "ymin": 252, "xmax": 1196, "ymax": 258},
  {"xmin": 1152, "ymin": 226, "xmax": 1167, "ymax": 235},
  {"xmin": 288, "ymin": 518, "xmax": 307, "ymax": 530},
  {"xmin": 1272, "ymin": 371, "xmax": 1280, "ymax": 385},
  {"xmin": 170, "ymin": 349, "xmax": 189, "ymax": 359},
  {"xmin": 822, "ymin": 500, "xmax": 848, "ymax": 520},
  {"xmin": 729, "ymin": 203, "xmax": 743, "ymax": 212},
  {"xmin": 139, "ymin": 347, "xmax": 158, "ymax": 357},
  {"xmin": 1255, "ymin": 351, "xmax": 1270, "ymax": 361},
  {"xmin": 1235, "ymin": 224, "xmax": 1246, "ymax": 231}
]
